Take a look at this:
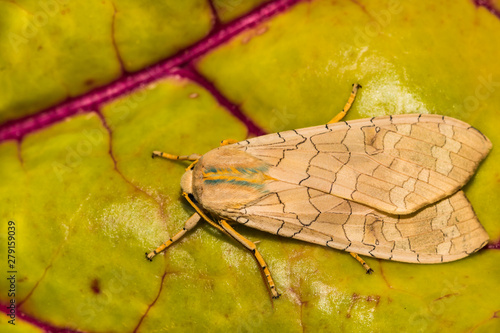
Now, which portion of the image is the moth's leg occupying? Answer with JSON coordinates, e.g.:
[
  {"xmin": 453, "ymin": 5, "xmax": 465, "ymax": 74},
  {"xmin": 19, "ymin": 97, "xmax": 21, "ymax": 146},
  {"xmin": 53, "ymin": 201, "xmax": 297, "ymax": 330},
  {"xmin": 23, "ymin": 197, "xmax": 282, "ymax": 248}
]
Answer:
[
  {"xmin": 183, "ymin": 193, "xmax": 279, "ymax": 297},
  {"xmin": 219, "ymin": 220, "xmax": 281, "ymax": 299},
  {"xmin": 327, "ymin": 83, "xmax": 361, "ymax": 124},
  {"xmin": 146, "ymin": 213, "xmax": 201, "ymax": 261},
  {"xmin": 349, "ymin": 252, "xmax": 374, "ymax": 274},
  {"xmin": 220, "ymin": 139, "xmax": 238, "ymax": 146},
  {"xmin": 152, "ymin": 151, "xmax": 201, "ymax": 161}
]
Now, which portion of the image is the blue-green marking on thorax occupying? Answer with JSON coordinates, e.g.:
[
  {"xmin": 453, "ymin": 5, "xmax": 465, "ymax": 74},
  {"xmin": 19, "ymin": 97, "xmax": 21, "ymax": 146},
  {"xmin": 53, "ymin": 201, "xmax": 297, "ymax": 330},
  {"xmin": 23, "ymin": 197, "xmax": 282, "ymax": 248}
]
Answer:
[{"xmin": 202, "ymin": 165, "xmax": 271, "ymax": 190}]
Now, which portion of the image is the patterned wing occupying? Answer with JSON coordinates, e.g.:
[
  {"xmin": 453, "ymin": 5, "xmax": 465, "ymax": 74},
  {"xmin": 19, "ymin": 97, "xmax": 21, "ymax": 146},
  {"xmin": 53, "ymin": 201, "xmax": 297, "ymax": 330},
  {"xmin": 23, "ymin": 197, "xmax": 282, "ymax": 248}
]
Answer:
[
  {"xmin": 219, "ymin": 184, "xmax": 489, "ymax": 263},
  {"xmin": 233, "ymin": 114, "xmax": 492, "ymax": 214}
]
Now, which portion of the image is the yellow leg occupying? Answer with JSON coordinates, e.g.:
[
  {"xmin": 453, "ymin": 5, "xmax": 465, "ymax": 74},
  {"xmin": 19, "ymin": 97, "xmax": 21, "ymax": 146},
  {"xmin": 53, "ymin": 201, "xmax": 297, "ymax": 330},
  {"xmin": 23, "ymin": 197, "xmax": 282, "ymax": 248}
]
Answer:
[
  {"xmin": 183, "ymin": 192, "xmax": 280, "ymax": 297},
  {"xmin": 220, "ymin": 139, "xmax": 238, "ymax": 146},
  {"xmin": 152, "ymin": 151, "xmax": 201, "ymax": 161},
  {"xmin": 146, "ymin": 213, "xmax": 201, "ymax": 261},
  {"xmin": 219, "ymin": 220, "xmax": 281, "ymax": 299},
  {"xmin": 327, "ymin": 83, "xmax": 362, "ymax": 124},
  {"xmin": 349, "ymin": 252, "xmax": 373, "ymax": 274},
  {"xmin": 161, "ymin": 190, "xmax": 280, "ymax": 297}
]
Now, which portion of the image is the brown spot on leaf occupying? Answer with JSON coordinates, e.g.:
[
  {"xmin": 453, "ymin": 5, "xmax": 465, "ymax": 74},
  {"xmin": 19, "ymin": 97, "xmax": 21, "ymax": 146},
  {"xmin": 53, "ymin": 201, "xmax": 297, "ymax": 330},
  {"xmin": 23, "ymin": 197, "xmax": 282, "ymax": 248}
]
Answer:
[
  {"xmin": 91, "ymin": 278, "xmax": 101, "ymax": 294},
  {"xmin": 346, "ymin": 293, "xmax": 360, "ymax": 318},
  {"xmin": 85, "ymin": 79, "xmax": 95, "ymax": 86},
  {"xmin": 366, "ymin": 295, "xmax": 381, "ymax": 307},
  {"xmin": 347, "ymin": 293, "xmax": 381, "ymax": 318}
]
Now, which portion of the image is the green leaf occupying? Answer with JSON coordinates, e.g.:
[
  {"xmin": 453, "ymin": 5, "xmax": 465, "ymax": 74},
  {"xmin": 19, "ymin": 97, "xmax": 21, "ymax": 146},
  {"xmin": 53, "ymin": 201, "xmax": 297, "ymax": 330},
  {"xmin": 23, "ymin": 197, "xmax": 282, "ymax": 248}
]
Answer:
[
  {"xmin": 1, "ymin": 0, "xmax": 499, "ymax": 332},
  {"xmin": 0, "ymin": 0, "xmax": 213, "ymax": 123},
  {"xmin": 212, "ymin": 0, "xmax": 272, "ymax": 23}
]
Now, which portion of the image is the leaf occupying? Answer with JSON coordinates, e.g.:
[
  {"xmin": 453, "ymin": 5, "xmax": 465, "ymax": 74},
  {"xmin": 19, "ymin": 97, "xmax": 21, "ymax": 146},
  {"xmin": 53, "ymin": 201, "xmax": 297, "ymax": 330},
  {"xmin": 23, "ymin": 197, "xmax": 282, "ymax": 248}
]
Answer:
[
  {"xmin": 213, "ymin": 0, "xmax": 272, "ymax": 23},
  {"xmin": 1, "ymin": 0, "xmax": 499, "ymax": 332},
  {"xmin": 0, "ymin": 0, "xmax": 213, "ymax": 123}
]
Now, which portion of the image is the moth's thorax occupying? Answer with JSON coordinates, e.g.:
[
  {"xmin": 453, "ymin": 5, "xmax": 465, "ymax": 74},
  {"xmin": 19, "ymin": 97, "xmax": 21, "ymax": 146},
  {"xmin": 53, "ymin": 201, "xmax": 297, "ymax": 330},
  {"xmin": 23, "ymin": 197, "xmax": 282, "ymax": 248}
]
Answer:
[
  {"xmin": 180, "ymin": 169, "xmax": 193, "ymax": 194},
  {"xmin": 190, "ymin": 147, "xmax": 273, "ymax": 214}
]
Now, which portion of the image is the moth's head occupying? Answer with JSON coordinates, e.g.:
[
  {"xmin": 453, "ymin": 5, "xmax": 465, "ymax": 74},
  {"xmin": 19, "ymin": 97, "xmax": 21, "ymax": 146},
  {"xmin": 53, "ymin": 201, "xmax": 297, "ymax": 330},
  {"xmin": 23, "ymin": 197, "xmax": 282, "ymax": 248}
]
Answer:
[{"xmin": 180, "ymin": 168, "xmax": 193, "ymax": 195}]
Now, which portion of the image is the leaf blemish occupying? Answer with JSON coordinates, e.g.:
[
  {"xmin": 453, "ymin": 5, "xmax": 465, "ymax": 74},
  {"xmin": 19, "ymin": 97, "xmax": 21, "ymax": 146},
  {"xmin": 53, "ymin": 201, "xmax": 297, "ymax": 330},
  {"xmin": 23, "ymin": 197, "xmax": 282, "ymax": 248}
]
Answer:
[{"xmin": 91, "ymin": 278, "xmax": 101, "ymax": 294}]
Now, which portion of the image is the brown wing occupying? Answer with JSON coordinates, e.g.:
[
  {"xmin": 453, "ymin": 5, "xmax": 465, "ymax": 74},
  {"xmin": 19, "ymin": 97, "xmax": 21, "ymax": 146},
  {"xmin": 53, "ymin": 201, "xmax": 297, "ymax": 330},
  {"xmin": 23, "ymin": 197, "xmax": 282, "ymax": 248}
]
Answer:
[
  {"xmin": 233, "ymin": 114, "xmax": 491, "ymax": 214},
  {"xmin": 218, "ymin": 184, "xmax": 488, "ymax": 263}
]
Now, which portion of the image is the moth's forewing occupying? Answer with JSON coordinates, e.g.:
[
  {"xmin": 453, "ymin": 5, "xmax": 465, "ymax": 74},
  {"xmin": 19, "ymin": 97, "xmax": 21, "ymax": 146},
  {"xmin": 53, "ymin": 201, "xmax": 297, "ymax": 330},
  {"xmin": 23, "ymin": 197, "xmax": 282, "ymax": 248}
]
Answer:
[
  {"xmin": 232, "ymin": 114, "xmax": 492, "ymax": 215},
  {"xmin": 189, "ymin": 114, "xmax": 491, "ymax": 263}
]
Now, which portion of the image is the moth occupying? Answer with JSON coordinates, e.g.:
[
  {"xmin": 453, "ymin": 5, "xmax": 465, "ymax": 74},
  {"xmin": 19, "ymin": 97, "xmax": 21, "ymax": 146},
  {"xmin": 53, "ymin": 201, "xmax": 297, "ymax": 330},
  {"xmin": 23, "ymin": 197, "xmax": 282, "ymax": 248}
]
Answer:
[{"xmin": 146, "ymin": 85, "xmax": 491, "ymax": 298}]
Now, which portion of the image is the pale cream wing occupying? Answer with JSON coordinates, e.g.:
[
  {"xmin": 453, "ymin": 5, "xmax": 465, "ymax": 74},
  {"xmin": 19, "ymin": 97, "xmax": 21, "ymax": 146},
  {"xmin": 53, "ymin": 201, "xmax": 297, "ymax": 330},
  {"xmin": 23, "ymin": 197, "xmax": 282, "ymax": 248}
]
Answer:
[
  {"xmin": 219, "ymin": 184, "xmax": 488, "ymax": 263},
  {"xmin": 233, "ymin": 114, "xmax": 492, "ymax": 214}
]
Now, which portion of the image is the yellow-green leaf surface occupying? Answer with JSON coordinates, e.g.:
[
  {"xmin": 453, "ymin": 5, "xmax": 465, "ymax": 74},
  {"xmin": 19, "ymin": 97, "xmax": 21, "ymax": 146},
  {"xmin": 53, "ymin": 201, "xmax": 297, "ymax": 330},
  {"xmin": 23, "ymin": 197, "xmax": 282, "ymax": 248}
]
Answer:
[
  {"xmin": 0, "ymin": 0, "xmax": 213, "ymax": 124},
  {"xmin": 1, "ymin": 0, "xmax": 499, "ymax": 332},
  {"xmin": 212, "ymin": 0, "xmax": 271, "ymax": 23}
]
